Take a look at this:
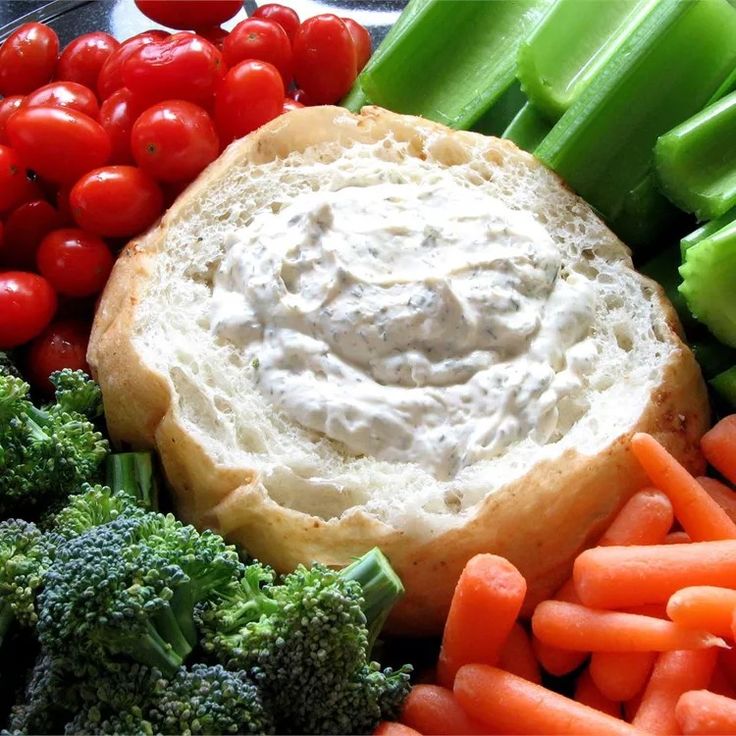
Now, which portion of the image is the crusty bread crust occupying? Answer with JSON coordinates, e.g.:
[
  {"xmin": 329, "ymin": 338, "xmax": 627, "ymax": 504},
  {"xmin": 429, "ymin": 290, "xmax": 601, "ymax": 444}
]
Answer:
[{"xmin": 89, "ymin": 106, "xmax": 709, "ymax": 635}]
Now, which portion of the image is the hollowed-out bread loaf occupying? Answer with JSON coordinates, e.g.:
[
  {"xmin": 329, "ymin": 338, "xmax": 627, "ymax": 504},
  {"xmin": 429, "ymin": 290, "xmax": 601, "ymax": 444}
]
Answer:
[{"xmin": 88, "ymin": 106, "xmax": 709, "ymax": 635}]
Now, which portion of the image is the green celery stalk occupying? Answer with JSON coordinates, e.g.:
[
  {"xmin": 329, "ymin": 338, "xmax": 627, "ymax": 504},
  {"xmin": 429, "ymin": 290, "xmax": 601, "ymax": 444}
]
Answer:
[
  {"xmin": 536, "ymin": 0, "xmax": 736, "ymax": 226},
  {"xmin": 471, "ymin": 80, "xmax": 527, "ymax": 138},
  {"xmin": 681, "ymin": 206, "xmax": 736, "ymax": 258},
  {"xmin": 360, "ymin": 0, "xmax": 552, "ymax": 130},
  {"xmin": 517, "ymin": 0, "xmax": 657, "ymax": 121},
  {"xmin": 655, "ymin": 91, "xmax": 736, "ymax": 221},
  {"xmin": 502, "ymin": 103, "xmax": 552, "ymax": 152},
  {"xmin": 711, "ymin": 366, "xmax": 736, "ymax": 407},
  {"xmin": 692, "ymin": 341, "xmax": 736, "ymax": 380},
  {"xmin": 680, "ymin": 218, "xmax": 736, "ymax": 347}
]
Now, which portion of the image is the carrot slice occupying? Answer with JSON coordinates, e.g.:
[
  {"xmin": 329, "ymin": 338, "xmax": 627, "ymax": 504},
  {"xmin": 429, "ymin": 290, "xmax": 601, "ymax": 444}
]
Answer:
[
  {"xmin": 667, "ymin": 586, "xmax": 736, "ymax": 638},
  {"xmin": 575, "ymin": 668, "xmax": 622, "ymax": 718},
  {"xmin": 630, "ymin": 433, "xmax": 736, "ymax": 541},
  {"xmin": 633, "ymin": 649, "xmax": 718, "ymax": 734},
  {"xmin": 400, "ymin": 684, "xmax": 489, "ymax": 735},
  {"xmin": 498, "ymin": 622, "xmax": 541, "ymax": 684},
  {"xmin": 574, "ymin": 540, "xmax": 736, "ymax": 609},
  {"xmin": 590, "ymin": 651, "xmax": 657, "ymax": 702},
  {"xmin": 454, "ymin": 664, "xmax": 642, "ymax": 735},
  {"xmin": 437, "ymin": 554, "xmax": 526, "ymax": 688},
  {"xmin": 698, "ymin": 476, "xmax": 736, "ymax": 523},
  {"xmin": 676, "ymin": 689, "xmax": 736, "ymax": 735},
  {"xmin": 374, "ymin": 722, "xmax": 422, "ymax": 736},
  {"xmin": 531, "ymin": 600, "xmax": 725, "ymax": 652},
  {"xmin": 701, "ymin": 415, "xmax": 736, "ymax": 485}
]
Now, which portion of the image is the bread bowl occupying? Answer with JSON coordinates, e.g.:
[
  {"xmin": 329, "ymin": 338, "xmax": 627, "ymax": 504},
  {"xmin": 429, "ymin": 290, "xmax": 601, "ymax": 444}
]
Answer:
[{"xmin": 88, "ymin": 105, "xmax": 709, "ymax": 635}]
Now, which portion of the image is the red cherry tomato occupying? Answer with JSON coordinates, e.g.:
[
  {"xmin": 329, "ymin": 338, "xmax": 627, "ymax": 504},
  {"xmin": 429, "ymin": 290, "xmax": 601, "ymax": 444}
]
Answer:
[
  {"xmin": 253, "ymin": 4, "xmax": 300, "ymax": 42},
  {"xmin": 56, "ymin": 184, "xmax": 74, "ymax": 224},
  {"xmin": 0, "ymin": 222, "xmax": 4, "ymax": 252},
  {"xmin": 99, "ymin": 87, "xmax": 147, "ymax": 164},
  {"xmin": 1, "ymin": 199, "xmax": 64, "ymax": 269},
  {"xmin": 97, "ymin": 30, "xmax": 169, "ymax": 100},
  {"xmin": 56, "ymin": 31, "xmax": 119, "ymax": 91},
  {"xmin": 134, "ymin": 0, "xmax": 242, "ymax": 30},
  {"xmin": 37, "ymin": 228, "xmax": 114, "ymax": 297},
  {"xmin": 342, "ymin": 18, "xmax": 372, "ymax": 72},
  {"xmin": 282, "ymin": 99, "xmax": 304, "ymax": 112},
  {"xmin": 223, "ymin": 18, "xmax": 292, "ymax": 87},
  {"xmin": 290, "ymin": 88, "xmax": 312, "ymax": 105},
  {"xmin": 122, "ymin": 33, "xmax": 224, "ymax": 106},
  {"xmin": 131, "ymin": 100, "xmax": 219, "ymax": 183},
  {"xmin": 214, "ymin": 60, "xmax": 284, "ymax": 144},
  {"xmin": 0, "ymin": 145, "xmax": 37, "ymax": 213},
  {"xmin": 0, "ymin": 271, "xmax": 57, "ymax": 349},
  {"xmin": 0, "ymin": 96, "xmax": 24, "ymax": 145},
  {"xmin": 196, "ymin": 26, "xmax": 228, "ymax": 52},
  {"xmin": 293, "ymin": 15, "xmax": 357, "ymax": 105},
  {"xmin": 0, "ymin": 23, "xmax": 59, "ymax": 96},
  {"xmin": 6, "ymin": 106, "xmax": 111, "ymax": 184},
  {"xmin": 22, "ymin": 81, "xmax": 100, "ymax": 119},
  {"xmin": 27, "ymin": 318, "xmax": 90, "ymax": 392},
  {"xmin": 70, "ymin": 165, "xmax": 163, "ymax": 238}
]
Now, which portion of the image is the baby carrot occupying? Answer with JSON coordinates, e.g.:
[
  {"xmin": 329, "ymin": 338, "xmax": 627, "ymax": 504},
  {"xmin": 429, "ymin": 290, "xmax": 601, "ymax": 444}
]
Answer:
[
  {"xmin": 498, "ymin": 622, "xmax": 541, "ymax": 684},
  {"xmin": 698, "ymin": 476, "xmax": 736, "ymax": 523},
  {"xmin": 531, "ymin": 600, "xmax": 725, "ymax": 652},
  {"xmin": 664, "ymin": 531, "xmax": 691, "ymax": 544},
  {"xmin": 676, "ymin": 689, "xmax": 736, "ymax": 735},
  {"xmin": 633, "ymin": 649, "xmax": 718, "ymax": 734},
  {"xmin": 575, "ymin": 668, "xmax": 622, "ymax": 718},
  {"xmin": 574, "ymin": 540, "xmax": 736, "ymax": 609},
  {"xmin": 597, "ymin": 488, "xmax": 674, "ymax": 546},
  {"xmin": 708, "ymin": 663, "xmax": 736, "ymax": 699},
  {"xmin": 630, "ymin": 433, "xmax": 736, "ymax": 541},
  {"xmin": 400, "ymin": 684, "xmax": 489, "ymax": 735},
  {"xmin": 624, "ymin": 691, "xmax": 644, "ymax": 724},
  {"xmin": 373, "ymin": 722, "xmax": 421, "ymax": 736},
  {"xmin": 701, "ymin": 415, "xmax": 736, "ymax": 485},
  {"xmin": 667, "ymin": 586, "xmax": 736, "ymax": 638},
  {"xmin": 454, "ymin": 664, "xmax": 641, "ymax": 735},
  {"xmin": 590, "ymin": 652, "xmax": 657, "ymax": 702},
  {"xmin": 437, "ymin": 554, "xmax": 526, "ymax": 688},
  {"xmin": 624, "ymin": 603, "xmax": 669, "ymax": 619}
]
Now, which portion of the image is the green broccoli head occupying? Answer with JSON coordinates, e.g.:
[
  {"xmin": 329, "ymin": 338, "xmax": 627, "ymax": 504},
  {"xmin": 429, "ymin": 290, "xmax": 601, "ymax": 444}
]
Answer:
[{"xmin": 48, "ymin": 369, "xmax": 104, "ymax": 420}]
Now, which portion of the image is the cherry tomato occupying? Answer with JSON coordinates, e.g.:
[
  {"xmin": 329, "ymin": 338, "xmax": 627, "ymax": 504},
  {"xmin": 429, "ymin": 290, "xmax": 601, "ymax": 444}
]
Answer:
[
  {"xmin": 1, "ymin": 199, "xmax": 65, "ymax": 269},
  {"xmin": 56, "ymin": 184, "xmax": 74, "ymax": 224},
  {"xmin": 27, "ymin": 318, "xmax": 90, "ymax": 392},
  {"xmin": 6, "ymin": 106, "xmax": 111, "ymax": 184},
  {"xmin": 196, "ymin": 25, "xmax": 228, "ymax": 52},
  {"xmin": 0, "ymin": 95, "xmax": 24, "ymax": 145},
  {"xmin": 0, "ymin": 23, "xmax": 59, "ymax": 96},
  {"xmin": 131, "ymin": 100, "xmax": 219, "ymax": 183},
  {"xmin": 22, "ymin": 81, "xmax": 100, "ymax": 119},
  {"xmin": 134, "ymin": 0, "xmax": 243, "ymax": 30},
  {"xmin": 223, "ymin": 18, "xmax": 292, "ymax": 87},
  {"xmin": 282, "ymin": 99, "xmax": 304, "ymax": 112},
  {"xmin": 293, "ymin": 15, "xmax": 357, "ymax": 105},
  {"xmin": 0, "ymin": 222, "xmax": 4, "ymax": 253},
  {"xmin": 37, "ymin": 228, "xmax": 114, "ymax": 297},
  {"xmin": 0, "ymin": 271, "xmax": 57, "ymax": 349},
  {"xmin": 290, "ymin": 88, "xmax": 312, "ymax": 105},
  {"xmin": 342, "ymin": 18, "xmax": 372, "ymax": 73},
  {"xmin": 215, "ymin": 60, "xmax": 284, "ymax": 144},
  {"xmin": 97, "ymin": 30, "xmax": 169, "ymax": 100},
  {"xmin": 99, "ymin": 87, "xmax": 147, "ymax": 164},
  {"xmin": 253, "ymin": 4, "xmax": 300, "ymax": 42},
  {"xmin": 0, "ymin": 145, "xmax": 37, "ymax": 213},
  {"xmin": 56, "ymin": 31, "xmax": 119, "ymax": 91},
  {"xmin": 70, "ymin": 165, "xmax": 163, "ymax": 238},
  {"xmin": 123, "ymin": 33, "xmax": 224, "ymax": 107}
]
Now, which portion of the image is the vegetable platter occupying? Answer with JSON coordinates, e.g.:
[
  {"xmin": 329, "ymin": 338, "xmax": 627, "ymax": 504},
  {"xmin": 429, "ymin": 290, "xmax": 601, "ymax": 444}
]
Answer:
[{"xmin": 3, "ymin": 1, "xmax": 736, "ymax": 735}]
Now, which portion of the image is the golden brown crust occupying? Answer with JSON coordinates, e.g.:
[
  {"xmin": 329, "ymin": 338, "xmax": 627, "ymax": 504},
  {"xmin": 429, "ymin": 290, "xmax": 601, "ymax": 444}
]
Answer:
[{"xmin": 89, "ymin": 105, "xmax": 710, "ymax": 635}]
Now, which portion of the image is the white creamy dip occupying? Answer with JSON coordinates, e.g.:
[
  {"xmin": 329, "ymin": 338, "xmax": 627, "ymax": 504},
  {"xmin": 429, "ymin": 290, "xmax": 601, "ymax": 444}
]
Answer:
[{"xmin": 210, "ymin": 174, "xmax": 597, "ymax": 479}]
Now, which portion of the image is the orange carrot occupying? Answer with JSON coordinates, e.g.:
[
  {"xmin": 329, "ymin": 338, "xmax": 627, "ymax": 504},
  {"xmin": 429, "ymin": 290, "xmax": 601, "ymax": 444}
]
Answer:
[
  {"xmin": 630, "ymin": 433, "xmax": 736, "ymax": 541},
  {"xmin": 597, "ymin": 488, "xmax": 674, "ymax": 546},
  {"xmin": 698, "ymin": 476, "xmax": 736, "ymax": 523},
  {"xmin": 437, "ymin": 554, "xmax": 526, "ymax": 688},
  {"xmin": 632, "ymin": 649, "xmax": 718, "ymax": 734},
  {"xmin": 373, "ymin": 722, "xmax": 421, "ymax": 736},
  {"xmin": 664, "ymin": 531, "xmax": 691, "ymax": 544},
  {"xmin": 400, "ymin": 685, "xmax": 489, "ymax": 735},
  {"xmin": 498, "ymin": 623, "xmax": 541, "ymax": 684},
  {"xmin": 667, "ymin": 586, "xmax": 736, "ymax": 638},
  {"xmin": 624, "ymin": 691, "xmax": 644, "ymax": 723},
  {"xmin": 454, "ymin": 664, "xmax": 642, "ymax": 735},
  {"xmin": 574, "ymin": 540, "xmax": 736, "ymax": 609},
  {"xmin": 624, "ymin": 603, "xmax": 669, "ymax": 619},
  {"xmin": 590, "ymin": 652, "xmax": 657, "ymax": 702},
  {"xmin": 531, "ymin": 600, "xmax": 725, "ymax": 652},
  {"xmin": 701, "ymin": 415, "xmax": 736, "ymax": 485},
  {"xmin": 575, "ymin": 668, "xmax": 622, "ymax": 718},
  {"xmin": 676, "ymin": 689, "xmax": 736, "ymax": 735},
  {"xmin": 719, "ymin": 648, "xmax": 736, "ymax": 686},
  {"xmin": 708, "ymin": 663, "xmax": 736, "ymax": 699}
]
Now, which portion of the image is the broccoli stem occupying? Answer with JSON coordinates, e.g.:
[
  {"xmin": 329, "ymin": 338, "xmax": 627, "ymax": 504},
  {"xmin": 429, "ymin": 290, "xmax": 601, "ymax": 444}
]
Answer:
[
  {"xmin": 106, "ymin": 453, "xmax": 158, "ymax": 510},
  {"xmin": 0, "ymin": 602, "xmax": 14, "ymax": 648},
  {"xmin": 340, "ymin": 548, "xmax": 405, "ymax": 652},
  {"xmin": 133, "ymin": 608, "xmax": 192, "ymax": 677}
]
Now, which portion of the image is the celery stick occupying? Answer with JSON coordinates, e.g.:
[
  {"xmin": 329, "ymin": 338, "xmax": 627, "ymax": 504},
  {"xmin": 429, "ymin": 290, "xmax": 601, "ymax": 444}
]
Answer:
[
  {"xmin": 711, "ymin": 366, "xmax": 736, "ymax": 406},
  {"xmin": 681, "ymin": 207, "xmax": 736, "ymax": 258},
  {"xmin": 680, "ymin": 218, "xmax": 736, "ymax": 347},
  {"xmin": 692, "ymin": 341, "xmax": 736, "ymax": 380},
  {"xmin": 640, "ymin": 243, "xmax": 696, "ymax": 331},
  {"xmin": 656, "ymin": 91, "xmax": 736, "ymax": 221},
  {"xmin": 471, "ymin": 80, "xmax": 527, "ymax": 138},
  {"xmin": 502, "ymin": 103, "xmax": 551, "ymax": 152},
  {"xmin": 536, "ymin": 0, "xmax": 736, "ymax": 225},
  {"xmin": 360, "ymin": 0, "xmax": 552, "ymax": 130},
  {"xmin": 518, "ymin": 0, "xmax": 657, "ymax": 121}
]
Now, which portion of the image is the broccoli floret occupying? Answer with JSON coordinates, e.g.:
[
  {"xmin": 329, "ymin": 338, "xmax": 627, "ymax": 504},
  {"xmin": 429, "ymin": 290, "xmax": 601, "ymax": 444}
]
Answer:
[
  {"xmin": 105, "ymin": 452, "xmax": 159, "ymax": 510},
  {"xmin": 49, "ymin": 370, "xmax": 104, "ymax": 420},
  {"xmin": 0, "ymin": 373, "xmax": 108, "ymax": 518},
  {"xmin": 0, "ymin": 352, "xmax": 19, "ymax": 379},
  {"xmin": 197, "ymin": 549, "xmax": 412, "ymax": 734}
]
